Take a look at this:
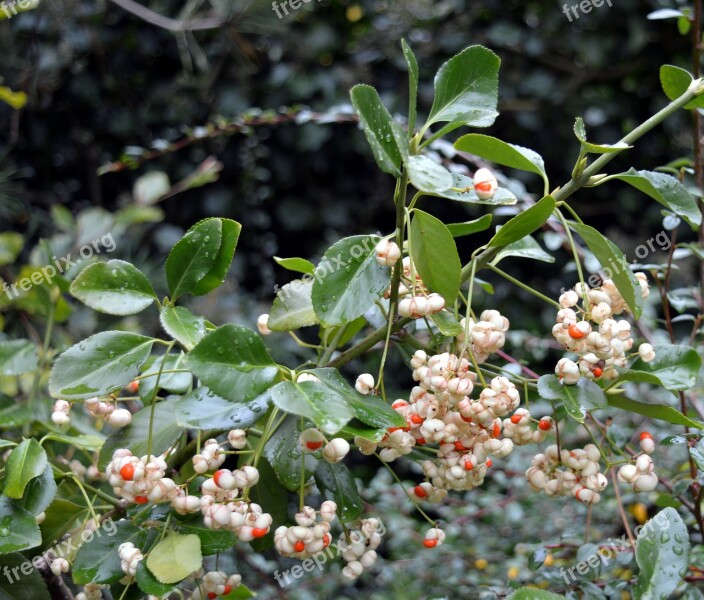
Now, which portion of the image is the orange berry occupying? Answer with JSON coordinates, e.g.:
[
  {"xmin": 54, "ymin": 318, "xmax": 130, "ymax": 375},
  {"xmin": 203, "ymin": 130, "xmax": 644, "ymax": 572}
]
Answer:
[
  {"xmin": 294, "ymin": 540, "xmax": 305, "ymax": 553},
  {"xmin": 423, "ymin": 538, "xmax": 438, "ymax": 548},
  {"xmin": 127, "ymin": 380, "xmax": 139, "ymax": 394},
  {"xmin": 305, "ymin": 441, "xmax": 323, "ymax": 450},
  {"xmin": 640, "ymin": 431, "xmax": 653, "ymax": 441},
  {"xmin": 415, "ymin": 437, "xmax": 426, "ymax": 445},
  {"xmin": 411, "ymin": 414, "xmax": 424, "ymax": 425},
  {"xmin": 486, "ymin": 459, "xmax": 493, "ymax": 468},
  {"xmin": 207, "ymin": 593, "xmax": 217, "ymax": 600},
  {"xmin": 213, "ymin": 469, "xmax": 225, "ymax": 487},
  {"xmin": 414, "ymin": 485, "xmax": 427, "ymax": 498},
  {"xmin": 464, "ymin": 460, "xmax": 473, "ymax": 471},
  {"xmin": 492, "ymin": 422, "xmax": 500, "ymax": 438},
  {"xmin": 323, "ymin": 534, "xmax": 331, "ymax": 548},
  {"xmin": 392, "ymin": 401, "xmax": 406, "ymax": 410},
  {"xmin": 568, "ymin": 324, "xmax": 586, "ymax": 339},
  {"xmin": 223, "ymin": 585, "xmax": 232, "ymax": 595},
  {"xmin": 135, "ymin": 496, "xmax": 148, "ymax": 505},
  {"xmin": 538, "ymin": 419, "xmax": 551, "ymax": 431},
  {"xmin": 454, "ymin": 441, "xmax": 466, "ymax": 452},
  {"xmin": 510, "ymin": 414, "xmax": 522, "ymax": 425},
  {"xmin": 475, "ymin": 181, "xmax": 492, "ymax": 193},
  {"xmin": 593, "ymin": 367, "xmax": 603, "ymax": 378},
  {"xmin": 252, "ymin": 527, "xmax": 268, "ymax": 538},
  {"xmin": 120, "ymin": 463, "xmax": 135, "ymax": 481}
]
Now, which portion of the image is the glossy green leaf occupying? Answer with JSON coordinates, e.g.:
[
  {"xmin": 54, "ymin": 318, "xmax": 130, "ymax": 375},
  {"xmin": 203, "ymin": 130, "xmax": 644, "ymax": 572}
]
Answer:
[
  {"xmin": 311, "ymin": 235, "xmax": 390, "ymax": 326},
  {"xmin": 14, "ymin": 464, "xmax": 56, "ymax": 515},
  {"xmin": 185, "ymin": 324, "xmax": 279, "ymax": 403},
  {"xmin": 270, "ymin": 380, "xmax": 353, "ymax": 435},
  {"xmin": 174, "ymin": 386, "xmax": 270, "ymax": 430},
  {"xmin": 0, "ymin": 232, "xmax": 23, "ymax": 266},
  {"xmin": 446, "ymin": 215, "xmax": 493, "ymax": 238},
  {"xmin": 246, "ymin": 456, "xmax": 288, "ymax": 551},
  {"xmin": 146, "ymin": 533, "xmax": 202, "ymax": 584},
  {"xmin": 573, "ymin": 117, "xmax": 632, "ymax": 154},
  {"xmin": 0, "ymin": 499, "xmax": 41, "ymax": 554},
  {"xmin": 314, "ymin": 461, "xmax": 364, "ymax": 521},
  {"xmin": 49, "ymin": 331, "xmax": 154, "ymax": 400},
  {"xmin": 537, "ymin": 375, "xmax": 607, "ymax": 423},
  {"xmin": 568, "ymin": 221, "xmax": 643, "ymax": 318},
  {"xmin": 190, "ymin": 218, "xmax": 241, "ymax": 296},
  {"xmin": 455, "ymin": 134, "xmax": 548, "ymax": 186},
  {"xmin": 622, "ymin": 344, "xmax": 701, "ymax": 391},
  {"xmin": 350, "ymin": 84, "xmax": 404, "ymax": 177},
  {"xmin": 39, "ymin": 432, "xmax": 105, "ymax": 452},
  {"xmin": 430, "ymin": 311, "xmax": 464, "ymax": 337},
  {"xmin": 660, "ymin": 64, "xmax": 704, "ymax": 109},
  {"xmin": 269, "ymin": 278, "xmax": 319, "ymax": 331},
  {"xmin": 598, "ymin": 169, "xmax": 701, "ymax": 229},
  {"xmin": 165, "ymin": 219, "xmax": 222, "ymax": 300},
  {"xmin": 426, "ymin": 46, "xmax": 500, "ymax": 131},
  {"xmin": 429, "ymin": 173, "xmax": 517, "ymax": 205},
  {"xmin": 633, "ymin": 508, "xmax": 690, "ymax": 599},
  {"xmin": 0, "ymin": 339, "xmax": 38, "ymax": 376},
  {"xmin": 490, "ymin": 234, "xmax": 555, "ymax": 266},
  {"xmin": 306, "ymin": 368, "xmax": 406, "ymax": 429},
  {"xmin": 508, "ymin": 590, "xmax": 566, "ymax": 600},
  {"xmin": 160, "ymin": 304, "xmax": 208, "ymax": 351},
  {"xmin": 0, "ymin": 552, "xmax": 50, "ymax": 598},
  {"xmin": 263, "ymin": 416, "xmax": 319, "ymax": 491},
  {"xmin": 401, "ymin": 39, "xmax": 419, "ymax": 132},
  {"xmin": 70, "ymin": 259, "xmax": 157, "ymax": 315},
  {"xmin": 411, "ymin": 209, "xmax": 461, "ymax": 304},
  {"xmin": 138, "ymin": 352, "xmax": 191, "ymax": 400},
  {"xmin": 406, "ymin": 155, "xmax": 453, "ymax": 193},
  {"xmin": 136, "ymin": 562, "xmax": 174, "ymax": 597},
  {"xmin": 4, "ymin": 439, "xmax": 47, "ymax": 499},
  {"xmin": 38, "ymin": 499, "xmax": 85, "ymax": 551},
  {"xmin": 98, "ymin": 398, "xmax": 182, "ymax": 468},
  {"xmin": 489, "ymin": 196, "xmax": 556, "ymax": 248},
  {"xmin": 73, "ymin": 520, "xmax": 146, "ymax": 584},
  {"xmin": 273, "ymin": 256, "xmax": 315, "ymax": 275},
  {"xmin": 175, "ymin": 521, "xmax": 237, "ymax": 556},
  {"xmin": 606, "ymin": 396, "xmax": 704, "ymax": 430}
]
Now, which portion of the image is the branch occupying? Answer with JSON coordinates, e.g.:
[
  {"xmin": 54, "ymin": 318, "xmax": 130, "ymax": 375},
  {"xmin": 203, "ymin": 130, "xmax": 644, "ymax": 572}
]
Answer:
[{"xmin": 107, "ymin": 0, "xmax": 225, "ymax": 32}]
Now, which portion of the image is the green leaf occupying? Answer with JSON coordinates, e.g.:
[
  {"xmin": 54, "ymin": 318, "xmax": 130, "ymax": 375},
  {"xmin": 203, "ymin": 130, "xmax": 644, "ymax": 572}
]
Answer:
[
  {"xmin": 138, "ymin": 353, "xmax": 191, "ymax": 400},
  {"xmin": 606, "ymin": 396, "xmax": 704, "ymax": 430},
  {"xmin": 146, "ymin": 532, "xmax": 202, "ymax": 584},
  {"xmin": 537, "ymin": 375, "xmax": 607, "ymax": 423},
  {"xmin": 0, "ymin": 339, "xmax": 38, "ymax": 375},
  {"xmin": 70, "ymin": 259, "xmax": 157, "ymax": 315},
  {"xmin": 306, "ymin": 368, "xmax": 406, "ymax": 430},
  {"xmin": 165, "ymin": 219, "xmax": 222, "ymax": 300},
  {"xmin": 446, "ymin": 215, "xmax": 493, "ymax": 238},
  {"xmin": 573, "ymin": 117, "xmax": 632, "ymax": 154},
  {"xmin": 350, "ymin": 84, "xmax": 404, "ymax": 177},
  {"xmin": 0, "ymin": 499, "xmax": 41, "ymax": 554},
  {"xmin": 660, "ymin": 65, "xmax": 704, "ymax": 109},
  {"xmin": 429, "ymin": 173, "xmax": 517, "ymax": 205},
  {"xmin": 406, "ymin": 155, "xmax": 453, "ymax": 193},
  {"xmin": 490, "ymin": 234, "xmax": 555, "ymax": 266},
  {"xmin": 401, "ymin": 39, "xmax": 419, "ymax": 132},
  {"xmin": 273, "ymin": 256, "xmax": 315, "ymax": 275},
  {"xmin": 488, "ymin": 195, "xmax": 556, "ymax": 248},
  {"xmin": 160, "ymin": 304, "xmax": 208, "ymax": 351},
  {"xmin": 426, "ymin": 46, "xmax": 500, "ymax": 131},
  {"xmin": 174, "ymin": 386, "xmax": 270, "ymax": 430},
  {"xmin": 633, "ymin": 508, "xmax": 690, "ymax": 599},
  {"xmin": 4, "ymin": 439, "xmax": 47, "ymax": 499},
  {"xmin": 39, "ymin": 499, "xmax": 85, "ymax": 551},
  {"xmin": 98, "ymin": 398, "xmax": 182, "ymax": 469},
  {"xmin": 190, "ymin": 218, "xmax": 241, "ymax": 296},
  {"xmin": 39, "ymin": 432, "xmax": 105, "ymax": 452},
  {"xmin": 269, "ymin": 278, "xmax": 319, "ymax": 331},
  {"xmin": 0, "ymin": 554, "xmax": 50, "ymax": 598},
  {"xmin": 245, "ymin": 456, "xmax": 288, "ymax": 550},
  {"xmin": 49, "ymin": 331, "xmax": 154, "ymax": 400},
  {"xmin": 430, "ymin": 311, "xmax": 464, "ymax": 337},
  {"xmin": 263, "ymin": 416, "xmax": 319, "ymax": 491},
  {"xmin": 568, "ymin": 221, "xmax": 643, "ymax": 318},
  {"xmin": 185, "ymin": 324, "xmax": 279, "ymax": 403},
  {"xmin": 270, "ymin": 380, "xmax": 353, "ymax": 435},
  {"xmin": 314, "ymin": 461, "xmax": 364, "ymax": 521},
  {"xmin": 622, "ymin": 344, "xmax": 702, "ymax": 391},
  {"xmin": 136, "ymin": 562, "xmax": 174, "ymax": 597},
  {"xmin": 0, "ymin": 232, "xmax": 23, "ymax": 266},
  {"xmin": 455, "ymin": 134, "xmax": 548, "ymax": 186},
  {"xmin": 14, "ymin": 464, "xmax": 56, "ymax": 515},
  {"xmin": 73, "ymin": 521, "xmax": 146, "ymax": 584},
  {"xmin": 0, "ymin": 397, "xmax": 31, "ymax": 429},
  {"xmin": 411, "ymin": 209, "xmax": 461, "ymax": 304},
  {"xmin": 175, "ymin": 521, "xmax": 237, "ymax": 556},
  {"xmin": 597, "ymin": 169, "xmax": 701, "ymax": 229},
  {"xmin": 508, "ymin": 589, "xmax": 566, "ymax": 600},
  {"xmin": 311, "ymin": 235, "xmax": 390, "ymax": 326}
]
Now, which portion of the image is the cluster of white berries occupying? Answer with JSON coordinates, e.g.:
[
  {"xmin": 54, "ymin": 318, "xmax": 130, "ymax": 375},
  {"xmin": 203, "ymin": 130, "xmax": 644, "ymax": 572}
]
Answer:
[
  {"xmin": 274, "ymin": 501, "xmax": 336, "ymax": 558},
  {"xmin": 299, "ymin": 428, "xmax": 351, "ymax": 463},
  {"xmin": 472, "ymin": 168, "xmax": 498, "ymax": 200},
  {"xmin": 67, "ymin": 458, "xmax": 102, "ymax": 482},
  {"xmin": 49, "ymin": 557, "xmax": 70, "ymax": 577},
  {"xmin": 553, "ymin": 276, "xmax": 652, "ymax": 384},
  {"xmin": 422, "ymin": 527, "xmax": 446, "ymax": 548},
  {"xmin": 76, "ymin": 583, "xmax": 105, "ymax": 600},
  {"xmin": 502, "ymin": 408, "xmax": 553, "ymax": 446},
  {"xmin": 526, "ymin": 444, "xmax": 608, "ymax": 504},
  {"xmin": 617, "ymin": 432, "xmax": 658, "ymax": 492},
  {"xmin": 118, "ymin": 542, "xmax": 143, "ymax": 577},
  {"xmin": 458, "ymin": 310, "xmax": 510, "ymax": 364},
  {"xmin": 338, "ymin": 518, "xmax": 384, "ymax": 581},
  {"xmin": 190, "ymin": 571, "xmax": 242, "ymax": 600},
  {"xmin": 374, "ymin": 239, "xmax": 402, "ymax": 267},
  {"xmin": 106, "ymin": 450, "xmax": 177, "ymax": 505},
  {"xmin": 85, "ymin": 397, "xmax": 132, "ymax": 427},
  {"xmin": 192, "ymin": 438, "xmax": 227, "ymax": 474},
  {"xmin": 380, "ymin": 256, "xmax": 445, "ymax": 319},
  {"xmin": 51, "ymin": 400, "xmax": 71, "ymax": 426}
]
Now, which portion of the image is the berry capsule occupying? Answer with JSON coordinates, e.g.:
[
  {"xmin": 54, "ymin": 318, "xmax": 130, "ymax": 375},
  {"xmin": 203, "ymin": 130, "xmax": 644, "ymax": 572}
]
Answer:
[{"xmin": 120, "ymin": 463, "xmax": 135, "ymax": 481}]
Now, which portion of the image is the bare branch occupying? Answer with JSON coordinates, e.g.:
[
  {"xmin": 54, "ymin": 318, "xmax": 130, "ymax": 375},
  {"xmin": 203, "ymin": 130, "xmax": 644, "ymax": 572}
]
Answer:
[{"xmin": 107, "ymin": 0, "xmax": 225, "ymax": 32}]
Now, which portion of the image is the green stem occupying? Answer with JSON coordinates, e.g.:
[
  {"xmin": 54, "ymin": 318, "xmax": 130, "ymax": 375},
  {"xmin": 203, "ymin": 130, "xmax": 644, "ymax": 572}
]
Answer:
[
  {"xmin": 488, "ymin": 264, "xmax": 562, "ymax": 308},
  {"xmin": 555, "ymin": 208, "xmax": 591, "ymax": 314},
  {"xmin": 146, "ymin": 341, "xmax": 176, "ymax": 460},
  {"xmin": 375, "ymin": 453, "xmax": 437, "ymax": 526}
]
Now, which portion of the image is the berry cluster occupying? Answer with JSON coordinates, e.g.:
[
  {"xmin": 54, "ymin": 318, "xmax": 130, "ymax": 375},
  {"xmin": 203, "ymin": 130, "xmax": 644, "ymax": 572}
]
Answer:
[
  {"xmin": 106, "ymin": 450, "xmax": 177, "ymax": 505},
  {"xmin": 299, "ymin": 428, "xmax": 351, "ymax": 463},
  {"xmin": 502, "ymin": 408, "xmax": 553, "ymax": 446},
  {"xmin": 458, "ymin": 310, "xmax": 510, "ymax": 364},
  {"xmin": 338, "ymin": 518, "xmax": 384, "ymax": 581},
  {"xmin": 380, "ymin": 256, "xmax": 445, "ymax": 319},
  {"xmin": 553, "ymin": 276, "xmax": 652, "ymax": 384},
  {"xmin": 526, "ymin": 444, "xmax": 608, "ymax": 504},
  {"xmin": 617, "ymin": 432, "xmax": 658, "ymax": 492},
  {"xmin": 118, "ymin": 542, "xmax": 143, "ymax": 576},
  {"xmin": 49, "ymin": 557, "xmax": 70, "ymax": 577},
  {"xmin": 76, "ymin": 584, "xmax": 105, "ymax": 600},
  {"xmin": 85, "ymin": 396, "xmax": 133, "ymax": 427},
  {"xmin": 51, "ymin": 400, "xmax": 71, "ymax": 426},
  {"xmin": 274, "ymin": 502, "xmax": 336, "ymax": 558},
  {"xmin": 192, "ymin": 438, "xmax": 227, "ymax": 474},
  {"xmin": 190, "ymin": 571, "xmax": 242, "ymax": 600}
]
